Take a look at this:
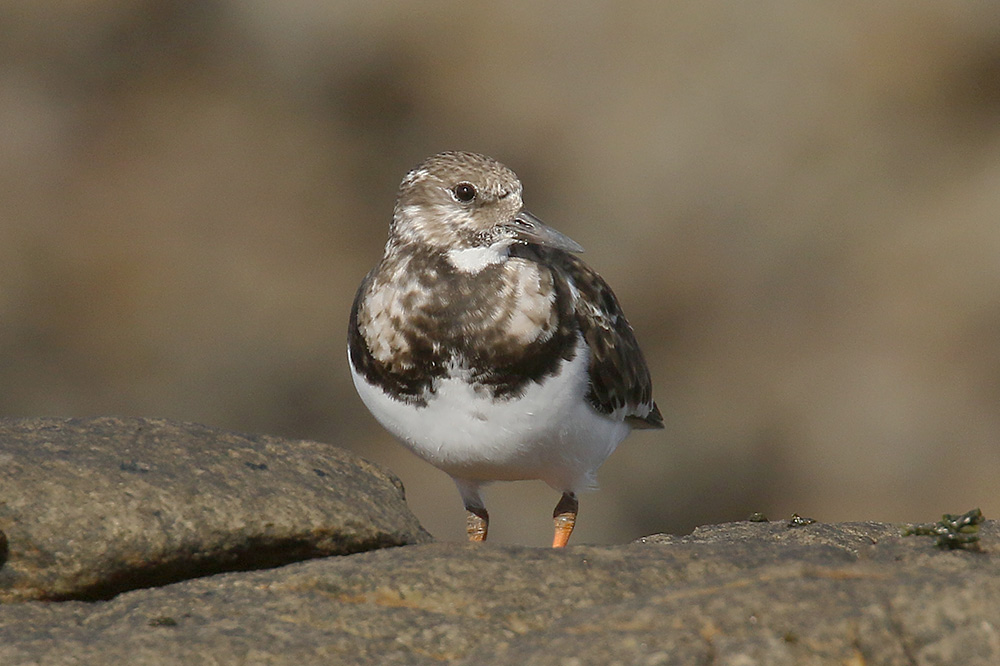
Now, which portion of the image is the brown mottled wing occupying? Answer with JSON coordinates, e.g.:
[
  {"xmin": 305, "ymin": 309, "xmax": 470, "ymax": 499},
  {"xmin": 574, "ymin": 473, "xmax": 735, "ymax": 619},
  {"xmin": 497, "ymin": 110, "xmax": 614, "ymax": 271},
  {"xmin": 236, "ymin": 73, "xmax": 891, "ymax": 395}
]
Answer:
[{"xmin": 546, "ymin": 250, "xmax": 664, "ymax": 429}]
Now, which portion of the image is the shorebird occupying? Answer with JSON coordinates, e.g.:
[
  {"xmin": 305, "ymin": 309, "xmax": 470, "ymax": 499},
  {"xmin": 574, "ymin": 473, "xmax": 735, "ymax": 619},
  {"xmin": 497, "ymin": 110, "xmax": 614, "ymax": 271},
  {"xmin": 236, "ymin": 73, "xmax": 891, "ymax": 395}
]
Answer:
[{"xmin": 349, "ymin": 151, "xmax": 662, "ymax": 547}]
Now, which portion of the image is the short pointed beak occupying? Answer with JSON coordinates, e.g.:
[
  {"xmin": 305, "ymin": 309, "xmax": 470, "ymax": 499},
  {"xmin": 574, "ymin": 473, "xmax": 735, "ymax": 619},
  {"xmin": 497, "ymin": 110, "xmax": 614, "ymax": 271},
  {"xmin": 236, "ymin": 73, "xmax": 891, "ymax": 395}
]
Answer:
[{"xmin": 509, "ymin": 210, "xmax": 584, "ymax": 253}]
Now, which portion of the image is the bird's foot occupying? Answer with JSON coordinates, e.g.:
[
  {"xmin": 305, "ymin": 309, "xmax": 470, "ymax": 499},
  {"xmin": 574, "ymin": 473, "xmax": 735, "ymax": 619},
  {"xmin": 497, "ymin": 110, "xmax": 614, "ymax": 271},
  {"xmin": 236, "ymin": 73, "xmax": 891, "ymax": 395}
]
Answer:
[
  {"xmin": 552, "ymin": 492, "xmax": 578, "ymax": 548},
  {"xmin": 466, "ymin": 506, "xmax": 489, "ymax": 542}
]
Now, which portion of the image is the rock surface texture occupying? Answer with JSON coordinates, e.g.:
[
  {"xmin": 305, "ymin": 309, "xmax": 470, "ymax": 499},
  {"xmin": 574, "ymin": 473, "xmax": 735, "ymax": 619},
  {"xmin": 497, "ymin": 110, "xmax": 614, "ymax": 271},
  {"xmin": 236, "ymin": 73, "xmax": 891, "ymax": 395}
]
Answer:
[
  {"xmin": 1, "ymin": 418, "xmax": 998, "ymax": 665},
  {"xmin": 0, "ymin": 417, "xmax": 431, "ymax": 602}
]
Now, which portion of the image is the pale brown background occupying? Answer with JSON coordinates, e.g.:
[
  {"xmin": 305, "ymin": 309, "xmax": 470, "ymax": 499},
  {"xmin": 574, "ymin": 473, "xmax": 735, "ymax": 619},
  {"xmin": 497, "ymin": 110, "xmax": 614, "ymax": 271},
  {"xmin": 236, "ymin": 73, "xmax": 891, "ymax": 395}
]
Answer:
[{"xmin": 4, "ymin": 1, "xmax": 1000, "ymax": 545}]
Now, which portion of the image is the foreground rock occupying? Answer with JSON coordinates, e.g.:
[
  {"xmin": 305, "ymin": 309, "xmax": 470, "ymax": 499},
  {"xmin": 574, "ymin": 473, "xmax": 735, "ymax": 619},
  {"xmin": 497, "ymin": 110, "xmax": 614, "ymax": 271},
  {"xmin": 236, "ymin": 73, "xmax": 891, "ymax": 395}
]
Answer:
[
  {"xmin": 0, "ymin": 417, "xmax": 431, "ymax": 602},
  {"xmin": 1, "ymin": 520, "xmax": 997, "ymax": 665}
]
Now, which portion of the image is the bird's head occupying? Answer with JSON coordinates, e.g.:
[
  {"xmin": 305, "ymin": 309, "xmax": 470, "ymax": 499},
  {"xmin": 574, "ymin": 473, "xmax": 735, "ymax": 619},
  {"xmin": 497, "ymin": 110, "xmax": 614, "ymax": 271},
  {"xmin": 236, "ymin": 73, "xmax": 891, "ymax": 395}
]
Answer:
[{"xmin": 389, "ymin": 151, "xmax": 582, "ymax": 270}]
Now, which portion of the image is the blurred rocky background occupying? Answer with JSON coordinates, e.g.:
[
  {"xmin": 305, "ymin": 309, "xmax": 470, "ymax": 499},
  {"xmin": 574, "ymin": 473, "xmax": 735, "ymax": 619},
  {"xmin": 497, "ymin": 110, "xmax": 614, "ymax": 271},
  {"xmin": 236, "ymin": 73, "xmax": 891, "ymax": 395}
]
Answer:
[{"xmin": 2, "ymin": 1, "xmax": 1000, "ymax": 545}]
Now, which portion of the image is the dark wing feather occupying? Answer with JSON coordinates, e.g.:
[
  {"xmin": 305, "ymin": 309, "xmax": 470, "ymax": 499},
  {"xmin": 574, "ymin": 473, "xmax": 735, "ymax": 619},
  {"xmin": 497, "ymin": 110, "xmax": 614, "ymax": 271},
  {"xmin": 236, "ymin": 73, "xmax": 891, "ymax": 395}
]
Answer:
[{"xmin": 514, "ymin": 245, "xmax": 663, "ymax": 428}]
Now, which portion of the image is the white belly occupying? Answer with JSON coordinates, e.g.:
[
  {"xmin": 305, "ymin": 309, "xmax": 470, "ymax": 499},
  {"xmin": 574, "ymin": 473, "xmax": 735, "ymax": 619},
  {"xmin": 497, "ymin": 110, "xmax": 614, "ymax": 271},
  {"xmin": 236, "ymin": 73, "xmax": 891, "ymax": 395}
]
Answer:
[{"xmin": 350, "ymin": 338, "xmax": 630, "ymax": 492}]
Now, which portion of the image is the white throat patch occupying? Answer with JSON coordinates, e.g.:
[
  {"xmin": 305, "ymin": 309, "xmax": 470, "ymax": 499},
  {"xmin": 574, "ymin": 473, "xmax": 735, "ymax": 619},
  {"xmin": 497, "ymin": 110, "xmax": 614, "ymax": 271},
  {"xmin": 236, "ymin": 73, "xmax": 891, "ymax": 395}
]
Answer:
[{"xmin": 446, "ymin": 244, "xmax": 509, "ymax": 273}]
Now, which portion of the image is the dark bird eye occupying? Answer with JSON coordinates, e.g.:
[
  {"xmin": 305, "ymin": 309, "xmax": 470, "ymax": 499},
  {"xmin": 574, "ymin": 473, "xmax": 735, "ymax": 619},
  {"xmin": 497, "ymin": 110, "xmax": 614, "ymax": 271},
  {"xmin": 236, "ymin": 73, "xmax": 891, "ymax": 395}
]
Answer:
[{"xmin": 453, "ymin": 182, "xmax": 477, "ymax": 203}]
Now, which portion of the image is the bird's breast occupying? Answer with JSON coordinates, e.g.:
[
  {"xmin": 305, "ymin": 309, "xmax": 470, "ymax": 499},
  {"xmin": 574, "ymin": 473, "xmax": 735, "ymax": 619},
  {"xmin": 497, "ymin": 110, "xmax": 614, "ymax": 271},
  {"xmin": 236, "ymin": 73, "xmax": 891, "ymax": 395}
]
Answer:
[{"xmin": 354, "ymin": 250, "xmax": 580, "ymax": 404}]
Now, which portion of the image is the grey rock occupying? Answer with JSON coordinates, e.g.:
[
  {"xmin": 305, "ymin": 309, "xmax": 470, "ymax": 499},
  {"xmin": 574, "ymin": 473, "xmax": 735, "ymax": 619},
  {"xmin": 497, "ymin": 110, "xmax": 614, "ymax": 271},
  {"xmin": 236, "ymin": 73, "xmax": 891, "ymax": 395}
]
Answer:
[
  {"xmin": 1, "ymin": 520, "xmax": 998, "ymax": 665},
  {"xmin": 0, "ymin": 417, "xmax": 431, "ymax": 602}
]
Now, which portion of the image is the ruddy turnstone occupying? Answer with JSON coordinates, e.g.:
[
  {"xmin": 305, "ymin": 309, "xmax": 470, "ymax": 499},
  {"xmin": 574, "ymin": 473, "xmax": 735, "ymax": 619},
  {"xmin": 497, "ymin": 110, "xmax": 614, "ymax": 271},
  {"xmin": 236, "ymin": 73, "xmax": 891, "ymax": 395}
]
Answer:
[{"xmin": 348, "ymin": 151, "xmax": 662, "ymax": 547}]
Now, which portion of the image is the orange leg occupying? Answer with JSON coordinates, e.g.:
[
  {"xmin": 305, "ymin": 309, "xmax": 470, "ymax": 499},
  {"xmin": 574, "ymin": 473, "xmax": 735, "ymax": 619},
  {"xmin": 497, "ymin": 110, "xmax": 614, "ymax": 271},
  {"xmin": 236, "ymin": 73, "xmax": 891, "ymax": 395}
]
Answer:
[
  {"xmin": 552, "ymin": 492, "xmax": 578, "ymax": 548},
  {"xmin": 466, "ymin": 506, "xmax": 489, "ymax": 542}
]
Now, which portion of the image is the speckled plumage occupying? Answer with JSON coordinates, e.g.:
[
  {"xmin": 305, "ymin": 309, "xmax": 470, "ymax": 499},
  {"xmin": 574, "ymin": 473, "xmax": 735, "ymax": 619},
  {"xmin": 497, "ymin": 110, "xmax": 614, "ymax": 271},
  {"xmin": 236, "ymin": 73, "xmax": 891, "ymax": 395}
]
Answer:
[{"xmin": 348, "ymin": 151, "xmax": 662, "ymax": 546}]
